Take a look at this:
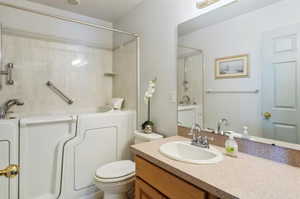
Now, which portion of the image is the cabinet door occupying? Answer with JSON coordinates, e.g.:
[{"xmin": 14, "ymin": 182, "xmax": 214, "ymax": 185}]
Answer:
[
  {"xmin": 135, "ymin": 178, "xmax": 166, "ymax": 199},
  {"xmin": 0, "ymin": 120, "xmax": 19, "ymax": 199},
  {"xmin": 136, "ymin": 156, "xmax": 206, "ymax": 199},
  {"xmin": 208, "ymin": 194, "xmax": 220, "ymax": 199}
]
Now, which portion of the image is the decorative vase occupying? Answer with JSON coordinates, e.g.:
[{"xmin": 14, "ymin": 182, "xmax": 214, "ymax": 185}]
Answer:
[{"xmin": 142, "ymin": 120, "xmax": 154, "ymax": 134}]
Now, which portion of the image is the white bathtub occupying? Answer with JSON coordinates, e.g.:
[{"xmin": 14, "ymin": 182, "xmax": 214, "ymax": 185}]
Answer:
[{"xmin": 0, "ymin": 110, "xmax": 136, "ymax": 199}]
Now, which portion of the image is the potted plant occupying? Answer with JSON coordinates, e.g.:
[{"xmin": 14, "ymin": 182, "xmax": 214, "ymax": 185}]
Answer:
[{"xmin": 142, "ymin": 78, "xmax": 157, "ymax": 134}]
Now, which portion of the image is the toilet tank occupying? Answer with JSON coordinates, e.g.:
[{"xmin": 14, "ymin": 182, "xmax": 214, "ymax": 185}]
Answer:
[{"xmin": 134, "ymin": 130, "xmax": 163, "ymax": 144}]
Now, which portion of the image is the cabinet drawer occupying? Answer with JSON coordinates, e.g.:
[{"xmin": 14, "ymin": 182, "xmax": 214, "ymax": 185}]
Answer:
[
  {"xmin": 135, "ymin": 177, "xmax": 167, "ymax": 199},
  {"xmin": 135, "ymin": 156, "xmax": 206, "ymax": 199}
]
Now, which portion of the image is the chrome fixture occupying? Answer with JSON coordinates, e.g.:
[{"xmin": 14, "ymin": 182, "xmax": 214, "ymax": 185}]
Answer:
[
  {"xmin": 192, "ymin": 136, "xmax": 213, "ymax": 149},
  {"xmin": 189, "ymin": 123, "xmax": 214, "ymax": 148},
  {"xmin": 206, "ymin": 89, "xmax": 259, "ymax": 94},
  {"xmin": 189, "ymin": 123, "xmax": 202, "ymax": 140},
  {"xmin": 46, "ymin": 81, "xmax": 74, "ymax": 105},
  {"xmin": 181, "ymin": 95, "xmax": 191, "ymax": 105},
  {"xmin": 0, "ymin": 99, "xmax": 24, "ymax": 119},
  {"xmin": 0, "ymin": 63, "xmax": 14, "ymax": 85},
  {"xmin": 216, "ymin": 118, "xmax": 228, "ymax": 135}
]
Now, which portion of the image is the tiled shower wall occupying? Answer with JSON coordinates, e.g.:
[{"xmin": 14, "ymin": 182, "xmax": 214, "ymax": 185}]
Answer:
[
  {"xmin": 0, "ymin": 34, "xmax": 113, "ymax": 116},
  {"xmin": 113, "ymin": 41, "xmax": 137, "ymax": 110}
]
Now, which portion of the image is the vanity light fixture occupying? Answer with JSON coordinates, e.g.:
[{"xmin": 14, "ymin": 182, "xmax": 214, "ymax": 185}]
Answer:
[
  {"xmin": 68, "ymin": 0, "xmax": 80, "ymax": 6},
  {"xmin": 196, "ymin": 0, "xmax": 238, "ymax": 9},
  {"xmin": 196, "ymin": 0, "xmax": 220, "ymax": 9}
]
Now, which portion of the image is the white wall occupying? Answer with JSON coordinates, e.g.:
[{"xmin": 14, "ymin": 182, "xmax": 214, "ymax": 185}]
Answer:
[
  {"xmin": 1, "ymin": 34, "xmax": 113, "ymax": 117},
  {"xmin": 113, "ymin": 40, "xmax": 137, "ymax": 110},
  {"xmin": 115, "ymin": 0, "xmax": 217, "ymax": 136},
  {"xmin": 179, "ymin": 0, "xmax": 300, "ymax": 136}
]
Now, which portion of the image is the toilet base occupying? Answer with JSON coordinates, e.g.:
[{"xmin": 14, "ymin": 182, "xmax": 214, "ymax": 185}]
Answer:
[{"xmin": 95, "ymin": 177, "xmax": 134, "ymax": 199}]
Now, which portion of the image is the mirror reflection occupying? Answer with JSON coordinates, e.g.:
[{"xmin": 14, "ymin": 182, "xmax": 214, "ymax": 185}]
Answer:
[{"xmin": 177, "ymin": 0, "xmax": 300, "ymax": 145}]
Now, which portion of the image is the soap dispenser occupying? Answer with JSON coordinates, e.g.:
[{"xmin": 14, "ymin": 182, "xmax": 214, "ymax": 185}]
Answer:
[
  {"xmin": 242, "ymin": 126, "xmax": 250, "ymax": 139},
  {"xmin": 225, "ymin": 133, "xmax": 238, "ymax": 157}
]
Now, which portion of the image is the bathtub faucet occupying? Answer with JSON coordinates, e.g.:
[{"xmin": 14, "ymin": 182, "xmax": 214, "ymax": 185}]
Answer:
[{"xmin": 0, "ymin": 99, "xmax": 24, "ymax": 119}]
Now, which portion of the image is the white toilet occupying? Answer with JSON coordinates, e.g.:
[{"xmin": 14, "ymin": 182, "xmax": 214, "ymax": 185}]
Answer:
[{"xmin": 94, "ymin": 130, "xmax": 163, "ymax": 199}]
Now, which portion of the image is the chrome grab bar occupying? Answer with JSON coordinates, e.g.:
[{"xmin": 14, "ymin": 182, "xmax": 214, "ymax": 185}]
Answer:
[
  {"xmin": 206, "ymin": 89, "xmax": 259, "ymax": 94},
  {"xmin": 0, "ymin": 63, "xmax": 14, "ymax": 85},
  {"xmin": 46, "ymin": 81, "xmax": 74, "ymax": 105}
]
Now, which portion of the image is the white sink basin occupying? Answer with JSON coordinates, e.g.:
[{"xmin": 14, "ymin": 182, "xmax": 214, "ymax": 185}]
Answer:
[{"xmin": 159, "ymin": 141, "xmax": 223, "ymax": 164}]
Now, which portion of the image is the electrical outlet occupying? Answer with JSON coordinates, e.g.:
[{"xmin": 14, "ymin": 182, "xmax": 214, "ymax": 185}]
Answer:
[{"xmin": 168, "ymin": 91, "xmax": 177, "ymax": 103}]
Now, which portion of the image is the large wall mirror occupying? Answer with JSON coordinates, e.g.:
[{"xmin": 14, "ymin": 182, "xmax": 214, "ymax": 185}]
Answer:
[{"xmin": 177, "ymin": 0, "xmax": 300, "ymax": 147}]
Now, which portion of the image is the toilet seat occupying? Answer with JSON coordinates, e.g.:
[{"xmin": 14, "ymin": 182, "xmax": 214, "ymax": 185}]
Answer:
[
  {"xmin": 95, "ymin": 160, "xmax": 135, "ymax": 183},
  {"xmin": 95, "ymin": 172, "xmax": 135, "ymax": 183}
]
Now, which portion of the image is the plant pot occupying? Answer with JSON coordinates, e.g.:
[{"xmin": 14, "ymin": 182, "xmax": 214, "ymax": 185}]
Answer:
[{"xmin": 142, "ymin": 121, "xmax": 154, "ymax": 134}]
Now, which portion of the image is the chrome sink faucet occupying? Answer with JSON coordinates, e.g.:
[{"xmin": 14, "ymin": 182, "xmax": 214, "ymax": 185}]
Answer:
[
  {"xmin": 189, "ymin": 123, "xmax": 213, "ymax": 149},
  {"xmin": 216, "ymin": 118, "xmax": 228, "ymax": 135},
  {"xmin": 0, "ymin": 99, "xmax": 24, "ymax": 119}
]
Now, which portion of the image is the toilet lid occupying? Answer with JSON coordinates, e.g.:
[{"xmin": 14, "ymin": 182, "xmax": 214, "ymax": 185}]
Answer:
[{"xmin": 95, "ymin": 160, "xmax": 135, "ymax": 179}]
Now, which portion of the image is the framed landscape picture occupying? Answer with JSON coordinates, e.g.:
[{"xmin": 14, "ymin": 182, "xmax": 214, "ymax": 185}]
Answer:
[{"xmin": 215, "ymin": 54, "xmax": 249, "ymax": 79}]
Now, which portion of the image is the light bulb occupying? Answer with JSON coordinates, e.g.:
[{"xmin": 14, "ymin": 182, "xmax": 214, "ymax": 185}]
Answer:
[
  {"xmin": 68, "ymin": 0, "xmax": 80, "ymax": 6},
  {"xmin": 196, "ymin": 0, "xmax": 220, "ymax": 9}
]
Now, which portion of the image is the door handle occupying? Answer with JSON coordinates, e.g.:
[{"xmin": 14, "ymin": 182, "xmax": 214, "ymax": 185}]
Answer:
[
  {"xmin": 264, "ymin": 112, "xmax": 272, "ymax": 119},
  {"xmin": 0, "ymin": 165, "xmax": 19, "ymax": 178}
]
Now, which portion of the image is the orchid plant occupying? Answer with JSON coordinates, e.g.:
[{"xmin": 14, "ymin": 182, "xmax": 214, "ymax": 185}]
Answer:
[
  {"xmin": 144, "ymin": 78, "xmax": 157, "ymax": 103},
  {"xmin": 142, "ymin": 78, "xmax": 157, "ymax": 132}
]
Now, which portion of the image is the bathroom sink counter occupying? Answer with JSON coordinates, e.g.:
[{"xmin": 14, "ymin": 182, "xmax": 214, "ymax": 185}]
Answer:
[{"xmin": 131, "ymin": 136, "xmax": 300, "ymax": 199}]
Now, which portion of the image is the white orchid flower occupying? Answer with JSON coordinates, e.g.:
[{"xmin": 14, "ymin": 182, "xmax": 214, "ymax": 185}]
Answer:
[{"xmin": 144, "ymin": 78, "xmax": 157, "ymax": 104}]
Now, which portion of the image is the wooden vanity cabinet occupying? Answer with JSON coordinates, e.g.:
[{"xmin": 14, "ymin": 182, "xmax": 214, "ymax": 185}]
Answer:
[
  {"xmin": 135, "ymin": 177, "xmax": 167, "ymax": 199},
  {"xmin": 135, "ymin": 156, "xmax": 219, "ymax": 199}
]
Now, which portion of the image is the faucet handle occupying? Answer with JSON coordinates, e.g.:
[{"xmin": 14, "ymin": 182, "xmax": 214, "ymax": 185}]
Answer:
[
  {"xmin": 202, "ymin": 136, "xmax": 214, "ymax": 144},
  {"xmin": 189, "ymin": 123, "xmax": 201, "ymax": 143}
]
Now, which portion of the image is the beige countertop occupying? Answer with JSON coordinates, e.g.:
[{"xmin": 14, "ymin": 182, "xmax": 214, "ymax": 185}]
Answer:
[{"xmin": 131, "ymin": 136, "xmax": 300, "ymax": 199}]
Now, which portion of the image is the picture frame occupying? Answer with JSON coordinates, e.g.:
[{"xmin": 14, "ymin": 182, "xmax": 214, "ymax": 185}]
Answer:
[{"xmin": 215, "ymin": 54, "xmax": 249, "ymax": 79}]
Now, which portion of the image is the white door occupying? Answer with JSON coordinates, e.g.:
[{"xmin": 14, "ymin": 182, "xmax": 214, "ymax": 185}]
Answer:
[
  {"xmin": 262, "ymin": 24, "xmax": 300, "ymax": 144},
  {"xmin": 19, "ymin": 115, "xmax": 77, "ymax": 199},
  {"xmin": 0, "ymin": 120, "xmax": 19, "ymax": 199}
]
